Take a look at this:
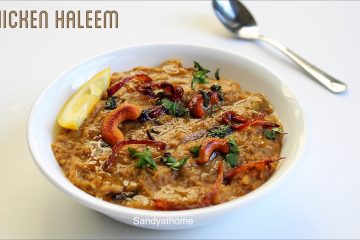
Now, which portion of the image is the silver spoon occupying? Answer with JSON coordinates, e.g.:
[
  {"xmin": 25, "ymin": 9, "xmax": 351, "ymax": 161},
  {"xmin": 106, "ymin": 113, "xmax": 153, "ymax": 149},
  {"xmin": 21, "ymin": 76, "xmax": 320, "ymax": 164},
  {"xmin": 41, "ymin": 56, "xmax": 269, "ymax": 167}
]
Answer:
[{"xmin": 213, "ymin": 0, "xmax": 347, "ymax": 93}]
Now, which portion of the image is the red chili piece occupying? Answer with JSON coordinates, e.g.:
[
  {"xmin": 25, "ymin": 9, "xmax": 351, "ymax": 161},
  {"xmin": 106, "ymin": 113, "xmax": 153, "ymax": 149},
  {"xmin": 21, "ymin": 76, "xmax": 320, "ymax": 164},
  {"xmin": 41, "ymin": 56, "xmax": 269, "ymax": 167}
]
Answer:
[
  {"xmin": 222, "ymin": 111, "xmax": 279, "ymax": 131},
  {"xmin": 136, "ymin": 81, "xmax": 184, "ymax": 101},
  {"xmin": 107, "ymin": 74, "xmax": 152, "ymax": 97},
  {"xmin": 157, "ymin": 82, "xmax": 184, "ymax": 101},
  {"xmin": 136, "ymin": 81, "xmax": 158, "ymax": 99},
  {"xmin": 188, "ymin": 94, "xmax": 206, "ymax": 118},
  {"xmin": 224, "ymin": 156, "xmax": 284, "ymax": 183},
  {"xmin": 139, "ymin": 105, "xmax": 166, "ymax": 122}
]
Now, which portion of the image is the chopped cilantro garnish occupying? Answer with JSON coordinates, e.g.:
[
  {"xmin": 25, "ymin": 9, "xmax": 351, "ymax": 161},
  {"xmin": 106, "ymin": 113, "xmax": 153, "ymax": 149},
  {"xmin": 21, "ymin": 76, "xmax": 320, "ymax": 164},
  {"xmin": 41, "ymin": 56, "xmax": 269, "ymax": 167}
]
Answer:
[
  {"xmin": 191, "ymin": 61, "xmax": 210, "ymax": 89},
  {"xmin": 228, "ymin": 138, "xmax": 239, "ymax": 153},
  {"xmin": 208, "ymin": 125, "xmax": 233, "ymax": 138},
  {"xmin": 162, "ymin": 153, "xmax": 188, "ymax": 170},
  {"xmin": 159, "ymin": 98, "xmax": 188, "ymax": 117},
  {"xmin": 128, "ymin": 147, "xmax": 157, "ymax": 170},
  {"xmin": 194, "ymin": 61, "xmax": 210, "ymax": 73},
  {"xmin": 263, "ymin": 127, "xmax": 284, "ymax": 140},
  {"xmin": 225, "ymin": 153, "xmax": 238, "ymax": 168},
  {"xmin": 225, "ymin": 139, "xmax": 239, "ymax": 167}
]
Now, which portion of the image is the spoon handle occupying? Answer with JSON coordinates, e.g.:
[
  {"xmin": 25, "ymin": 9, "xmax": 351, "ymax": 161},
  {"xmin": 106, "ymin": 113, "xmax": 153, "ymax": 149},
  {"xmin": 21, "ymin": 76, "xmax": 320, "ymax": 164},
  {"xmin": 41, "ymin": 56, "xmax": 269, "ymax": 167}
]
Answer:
[{"xmin": 258, "ymin": 36, "xmax": 347, "ymax": 93}]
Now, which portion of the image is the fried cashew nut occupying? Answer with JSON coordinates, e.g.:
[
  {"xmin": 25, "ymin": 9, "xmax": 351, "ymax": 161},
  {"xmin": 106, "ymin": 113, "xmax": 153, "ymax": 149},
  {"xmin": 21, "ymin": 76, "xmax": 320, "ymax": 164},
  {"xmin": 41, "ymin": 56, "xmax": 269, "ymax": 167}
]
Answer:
[
  {"xmin": 197, "ymin": 138, "xmax": 230, "ymax": 164},
  {"xmin": 188, "ymin": 91, "xmax": 220, "ymax": 118},
  {"xmin": 101, "ymin": 103, "xmax": 142, "ymax": 146},
  {"xmin": 188, "ymin": 94, "xmax": 206, "ymax": 118}
]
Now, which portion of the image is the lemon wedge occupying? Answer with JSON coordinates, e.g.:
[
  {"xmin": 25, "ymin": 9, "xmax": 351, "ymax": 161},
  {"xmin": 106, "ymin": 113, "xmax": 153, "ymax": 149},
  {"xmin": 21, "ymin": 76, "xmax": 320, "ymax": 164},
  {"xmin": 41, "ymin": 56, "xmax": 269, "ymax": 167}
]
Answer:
[{"xmin": 57, "ymin": 68, "xmax": 111, "ymax": 130}]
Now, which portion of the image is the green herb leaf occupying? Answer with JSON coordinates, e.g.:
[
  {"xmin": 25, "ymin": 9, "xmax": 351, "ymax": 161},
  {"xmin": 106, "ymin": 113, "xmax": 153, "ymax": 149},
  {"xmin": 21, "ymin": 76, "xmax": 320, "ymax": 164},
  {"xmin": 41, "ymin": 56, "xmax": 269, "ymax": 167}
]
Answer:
[
  {"xmin": 160, "ymin": 98, "xmax": 188, "ymax": 117},
  {"xmin": 128, "ymin": 147, "xmax": 157, "ymax": 170},
  {"xmin": 225, "ymin": 139, "xmax": 239, "ymax": 167},
  {"xmin": 190, "ymin": 145, "xmax": 200, "ymax": 157},
  {"xmin": 225, "ymin": 153, "xmax": 238, "ymax": 168},
  {"xmin": 215, "ymin": 69, "xmax": 220, "ymax": 80},
  {"xmin": 162, "ymin": 154, "xmax": 188, "ymax": 170},
  {"xmin": 105, "ymin": 96, "xmax": 117, "ymax": 110},
  {"xmin": 191, "ymin": 72, "xmax": 209, "ymax": 89},
  {"xmin": 264, "ymin": 127, "xmax": 284, "ymax": 140},
  {"xmin": 160, "ymin": 98, "xmax": 176, "ymax": 114},
  {"xmin": 191, "ymin": 61, "xmax": 210, "ymax": 89},
  {"xmin": 128, "ymin": 147, "xmax": 137, "ymax": 156},
  {"xmin": 228, "ymin": 139, "xmax": 239, "ymax": 153},
  {"xmin": 208, "ymin": 125, "xmax": 233, "ymax": 138},
  {"xmin": 194, "ymin": 61, "xmax": 210, "ymax": 72}
]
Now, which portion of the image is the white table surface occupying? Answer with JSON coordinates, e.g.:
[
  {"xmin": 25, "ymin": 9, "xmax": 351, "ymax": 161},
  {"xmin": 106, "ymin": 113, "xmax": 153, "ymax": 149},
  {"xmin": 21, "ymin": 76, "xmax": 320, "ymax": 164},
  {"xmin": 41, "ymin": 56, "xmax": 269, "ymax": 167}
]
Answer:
[{"xmin": 1, "ymin": 1, "xmax": 359, "ymax": 239}]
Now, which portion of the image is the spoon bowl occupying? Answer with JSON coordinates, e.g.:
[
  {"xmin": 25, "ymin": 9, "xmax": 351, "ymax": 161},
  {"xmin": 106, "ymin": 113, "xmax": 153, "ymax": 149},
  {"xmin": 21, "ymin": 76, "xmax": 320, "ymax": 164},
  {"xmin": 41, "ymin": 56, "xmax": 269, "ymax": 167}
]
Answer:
[{"xmin": 213, "ymin": 0, "xmax": 257, "ymax": 33}]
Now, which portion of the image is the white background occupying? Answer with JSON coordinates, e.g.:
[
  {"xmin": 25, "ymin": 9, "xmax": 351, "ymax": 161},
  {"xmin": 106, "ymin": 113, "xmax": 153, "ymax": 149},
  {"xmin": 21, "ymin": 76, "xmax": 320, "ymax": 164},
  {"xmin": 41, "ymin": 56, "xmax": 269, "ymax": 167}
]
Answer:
[{"xmin": 1, "ymin": 1, "xmax": 360, "ymax": 239}]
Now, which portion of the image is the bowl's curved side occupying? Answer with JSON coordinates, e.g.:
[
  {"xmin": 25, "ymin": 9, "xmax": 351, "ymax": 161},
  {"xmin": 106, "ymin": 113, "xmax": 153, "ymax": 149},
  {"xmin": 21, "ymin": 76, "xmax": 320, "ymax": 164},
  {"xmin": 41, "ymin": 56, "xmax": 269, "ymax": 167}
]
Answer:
[{"xmin": 27, "ymin": 43, "xmax": 307, "ymax": 230}]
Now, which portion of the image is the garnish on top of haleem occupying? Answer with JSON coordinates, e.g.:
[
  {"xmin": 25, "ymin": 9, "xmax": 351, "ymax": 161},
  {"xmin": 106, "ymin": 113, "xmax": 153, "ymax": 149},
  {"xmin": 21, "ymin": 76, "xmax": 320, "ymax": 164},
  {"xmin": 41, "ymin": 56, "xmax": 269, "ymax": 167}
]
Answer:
[{"xmin": 52, "ymin": 59, "xmax": 285, "ymax": 210}]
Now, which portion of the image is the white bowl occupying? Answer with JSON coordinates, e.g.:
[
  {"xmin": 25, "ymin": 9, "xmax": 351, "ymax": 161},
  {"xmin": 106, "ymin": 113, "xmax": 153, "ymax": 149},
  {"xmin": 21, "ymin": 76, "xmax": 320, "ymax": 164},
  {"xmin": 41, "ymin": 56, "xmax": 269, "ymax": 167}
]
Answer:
[{"xmin": 28, "ymin": 43, "xmax": 307, "ymax": 230}]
